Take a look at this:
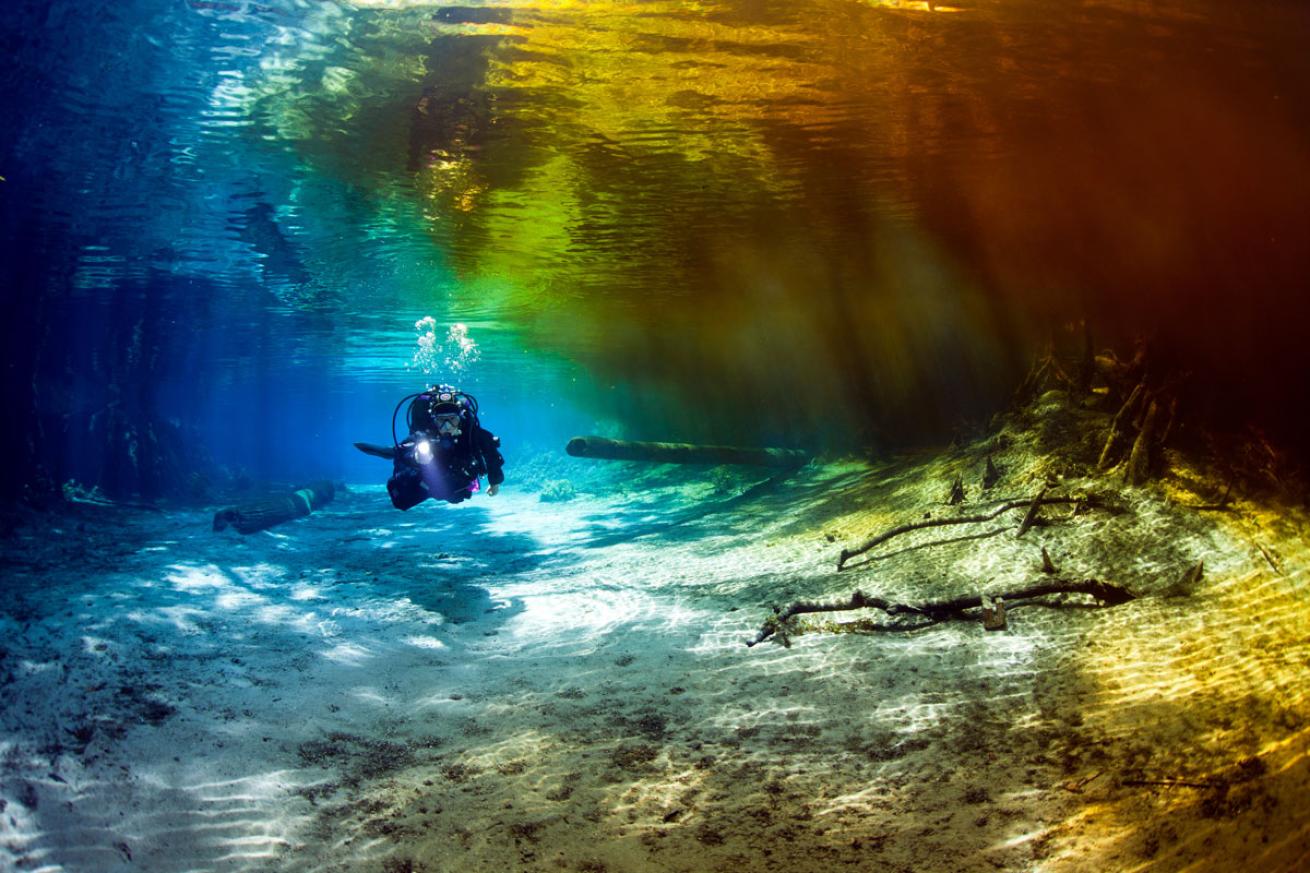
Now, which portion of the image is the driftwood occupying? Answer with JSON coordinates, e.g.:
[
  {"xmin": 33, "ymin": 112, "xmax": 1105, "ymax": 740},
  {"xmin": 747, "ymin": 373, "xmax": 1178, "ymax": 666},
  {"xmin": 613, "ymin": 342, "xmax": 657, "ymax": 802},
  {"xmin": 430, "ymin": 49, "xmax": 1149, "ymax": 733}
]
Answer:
[
  {"xmin": 565, "ymin": 436, "xmax": 809, "ymax": 468},
  {"xmin": 213, "ymin": 481, "xmax": 336, "ymax": 535},
  {"xmin": 1257, "ymin": 543, "xmax": 1283, "ymax": 574},
  {"xmin": 1060, "ymin": 770, "xmax": 1104, "ymax": 794},
  {"xmin": 746, "ymin": 579, "xmax": 1137, "ymax": 647},
  {"xmin": 1124, "ymin": 399, "xmax": 1159, "ymax": 485},
  {"xmin": 837, "ymin": 489, "xmax": 1094, "ymax": 570},
  {"xmin": 1016, "ymin": 486, "xmax": 1047, "ymax": 536},
  {"xmin": 1123, "ymin": 756, "xmax": 1266, "ymax": 791},
  {"xmin": 1098, "ymin": 381, "xmax": 1145, "ymax": 469},
  {"xmin": 1121, "ymin": 778, "xmax": 1221, "ymax": 789},
  {"xmin": 1184, "ymin": 484, "xmax": 1233, "ymax": 511}
]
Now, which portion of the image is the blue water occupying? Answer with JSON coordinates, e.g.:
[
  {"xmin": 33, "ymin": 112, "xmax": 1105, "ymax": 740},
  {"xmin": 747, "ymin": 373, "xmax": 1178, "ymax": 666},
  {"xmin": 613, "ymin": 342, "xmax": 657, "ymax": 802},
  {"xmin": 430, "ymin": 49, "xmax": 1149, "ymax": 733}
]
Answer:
[{"xmin": 3, "ymin": 0, "xmax": 1309, "ymax": 497}]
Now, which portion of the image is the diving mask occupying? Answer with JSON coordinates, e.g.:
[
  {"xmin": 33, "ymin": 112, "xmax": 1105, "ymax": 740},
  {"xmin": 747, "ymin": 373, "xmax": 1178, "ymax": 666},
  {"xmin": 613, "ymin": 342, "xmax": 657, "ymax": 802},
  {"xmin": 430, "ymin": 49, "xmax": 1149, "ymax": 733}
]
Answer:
[{"xmin": 434, "ymin": 412, "xmax": 463, "ymax": 436}]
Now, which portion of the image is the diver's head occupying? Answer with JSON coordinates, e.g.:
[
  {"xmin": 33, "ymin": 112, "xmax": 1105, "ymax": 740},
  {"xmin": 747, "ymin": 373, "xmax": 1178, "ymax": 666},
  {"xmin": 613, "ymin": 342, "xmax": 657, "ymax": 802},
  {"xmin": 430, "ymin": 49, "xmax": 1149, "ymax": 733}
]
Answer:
[
  {"xmin": 413, "ymin": 384, "xmax": 468, "ymax": 436},
  {"xmin": 396, "ymin": 383, "xmax": 478, "ymax": 452},
  {"xmin": 425, "ymin": 385, "xmax": 467, "ymax": 445}
]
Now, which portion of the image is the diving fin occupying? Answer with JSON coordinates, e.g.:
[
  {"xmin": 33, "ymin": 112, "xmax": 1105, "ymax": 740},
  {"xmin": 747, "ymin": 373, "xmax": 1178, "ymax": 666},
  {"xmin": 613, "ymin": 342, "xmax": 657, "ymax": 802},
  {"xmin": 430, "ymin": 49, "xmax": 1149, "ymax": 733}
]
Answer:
[{"xmin": 354, "ymin": 441, "xmax": 397, "ymax": 460}]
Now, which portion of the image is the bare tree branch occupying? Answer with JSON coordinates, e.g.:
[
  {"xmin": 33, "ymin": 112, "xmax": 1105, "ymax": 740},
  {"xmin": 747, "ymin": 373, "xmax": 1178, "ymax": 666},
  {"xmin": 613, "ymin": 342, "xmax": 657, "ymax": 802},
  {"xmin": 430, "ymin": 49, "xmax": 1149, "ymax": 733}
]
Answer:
[{"xmin": 746, "ymin": 579, "xmax": 1136, "ymax": 647}]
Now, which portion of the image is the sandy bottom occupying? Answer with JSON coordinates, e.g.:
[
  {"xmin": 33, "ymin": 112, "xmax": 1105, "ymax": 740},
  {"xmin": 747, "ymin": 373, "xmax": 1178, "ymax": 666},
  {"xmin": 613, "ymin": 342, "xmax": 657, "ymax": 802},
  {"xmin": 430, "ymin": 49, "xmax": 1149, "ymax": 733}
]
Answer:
[{"xmin": 2, "ymin": 427, "xmax": 1308, "ymax": 872}]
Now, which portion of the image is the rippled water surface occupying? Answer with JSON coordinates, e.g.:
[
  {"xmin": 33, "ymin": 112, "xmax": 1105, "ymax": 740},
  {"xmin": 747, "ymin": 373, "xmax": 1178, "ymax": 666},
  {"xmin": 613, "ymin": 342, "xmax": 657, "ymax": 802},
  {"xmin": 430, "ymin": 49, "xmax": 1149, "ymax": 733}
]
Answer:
[{"xmin": 5, "ymin": 0, "xmax": 1308, "ymax": 448}]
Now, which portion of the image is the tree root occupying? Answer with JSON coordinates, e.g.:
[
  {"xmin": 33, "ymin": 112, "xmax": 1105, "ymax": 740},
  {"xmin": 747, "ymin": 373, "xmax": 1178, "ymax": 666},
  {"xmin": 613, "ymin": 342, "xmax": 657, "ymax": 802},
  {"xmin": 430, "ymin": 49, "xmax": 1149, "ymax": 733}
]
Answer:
[
  {"xmin": 745, "ymin": 578, "xmax": 1136, "ymax": 647},
  {"xmin": 1124, "ymin": 399, "xmax": 1160, "ymax": 485},
  {"xmin": 1098, "ymin": 381, "xmax": 1145, "ymax": 470}
]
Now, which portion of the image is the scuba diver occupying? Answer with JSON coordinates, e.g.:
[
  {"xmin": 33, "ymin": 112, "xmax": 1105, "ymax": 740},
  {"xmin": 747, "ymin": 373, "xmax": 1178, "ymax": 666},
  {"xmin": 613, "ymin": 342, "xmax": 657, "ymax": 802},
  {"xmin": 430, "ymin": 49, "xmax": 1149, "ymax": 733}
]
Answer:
[{"xmin": 355, "ymin": 385, "xmax": 504, "ymax": 510}]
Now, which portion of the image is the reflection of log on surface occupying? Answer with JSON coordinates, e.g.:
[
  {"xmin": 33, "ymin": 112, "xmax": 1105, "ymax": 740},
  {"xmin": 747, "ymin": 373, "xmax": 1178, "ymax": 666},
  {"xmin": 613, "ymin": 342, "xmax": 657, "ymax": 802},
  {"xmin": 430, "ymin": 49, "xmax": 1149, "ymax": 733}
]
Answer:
[
  {"xmin": 213, "ymin": 481, "xmax": 336, "ymax": 535},
  {"xmin": 565, "ymin": 436, "xmax": 809, "ymax": 468}
]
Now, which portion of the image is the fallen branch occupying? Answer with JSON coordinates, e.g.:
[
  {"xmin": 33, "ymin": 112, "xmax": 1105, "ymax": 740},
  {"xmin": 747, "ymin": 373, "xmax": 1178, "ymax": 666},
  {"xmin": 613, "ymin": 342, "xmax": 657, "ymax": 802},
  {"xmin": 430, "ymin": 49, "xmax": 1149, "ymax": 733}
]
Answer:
[
  {"xmin": 1016, "ymin": 486, "xmax": 1047, "ymax": 537},
  {"xmin": 837, "ymin": 492, "xmax": 1099, "ymax": 570},
  {"xmin": 1257, "ymin": 543, "xmax": 1283, "ymax": 574},
  {"xmin": 1061, "ymin": 770, "xmax": 1104, "ymax": 794},
  {"xmin": 1184, "ymin": 485, "xmax": 1234, "ymax": 512},
  {"xmin": 1124, "ymin": 399, "xmax": 1159, "ymax": 485},
  {"xmin": 745, "ymin": 579, "xmax": 1136, "ymax": 647},
  {"xmin": 1120, "ymin": 778, "xmax": 1222, "ymax": 790},
  {"xmin": 1118, "ymin": 757, "xmax": 1265, "ymax": 793},
  {"xmin": 1098, "ymin": 380, "xmax": 1145, "ymax": 470}
]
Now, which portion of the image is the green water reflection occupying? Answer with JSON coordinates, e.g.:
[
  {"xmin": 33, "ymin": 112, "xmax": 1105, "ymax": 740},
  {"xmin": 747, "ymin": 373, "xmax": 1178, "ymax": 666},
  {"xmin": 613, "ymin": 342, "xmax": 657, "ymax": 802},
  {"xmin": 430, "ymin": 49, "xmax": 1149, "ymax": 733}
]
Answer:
[{"xmin": 44, "ymin": 0, "xmax": 1310, "ymax": 447}]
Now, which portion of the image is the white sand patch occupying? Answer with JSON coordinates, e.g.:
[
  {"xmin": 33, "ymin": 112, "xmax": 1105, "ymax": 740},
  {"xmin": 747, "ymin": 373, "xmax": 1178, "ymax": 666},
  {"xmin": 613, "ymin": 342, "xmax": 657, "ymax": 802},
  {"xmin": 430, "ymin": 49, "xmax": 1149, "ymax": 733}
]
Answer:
[
  {"xmin": 165, "ymin": 563, "xmax": 232, "ymax": 591},
  {"xmin": 402, "ymin": 635, "xmax": 447, "ymax": 650},
  {"xmin": 320, "ymin": 642, "xmax": 374, "ymax": 665}
]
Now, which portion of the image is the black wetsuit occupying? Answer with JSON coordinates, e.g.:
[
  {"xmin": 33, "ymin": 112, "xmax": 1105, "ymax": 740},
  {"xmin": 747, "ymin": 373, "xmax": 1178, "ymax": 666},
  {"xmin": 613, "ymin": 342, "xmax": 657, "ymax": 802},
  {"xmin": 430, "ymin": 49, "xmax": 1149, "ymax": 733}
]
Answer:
[{"xmin": 387, "ymin": 420, "xmax": 504, "ymax": 510}]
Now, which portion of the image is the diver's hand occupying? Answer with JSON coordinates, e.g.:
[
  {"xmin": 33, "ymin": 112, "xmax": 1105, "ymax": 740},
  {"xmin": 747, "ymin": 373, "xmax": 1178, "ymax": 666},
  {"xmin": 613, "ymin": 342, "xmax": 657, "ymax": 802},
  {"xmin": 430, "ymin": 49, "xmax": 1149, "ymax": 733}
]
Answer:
[{"xmin": 487, "ymin": 483, "xmax": 500, "ymax": 497}]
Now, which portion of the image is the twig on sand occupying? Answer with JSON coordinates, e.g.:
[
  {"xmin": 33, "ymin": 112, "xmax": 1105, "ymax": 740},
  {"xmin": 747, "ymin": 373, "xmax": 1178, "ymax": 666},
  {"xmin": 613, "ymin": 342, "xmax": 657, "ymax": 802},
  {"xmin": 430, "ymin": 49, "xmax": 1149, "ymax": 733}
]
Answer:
[
  {"xmin": 1016, "ymin": 486, "xmax": 1048, "ymax": 537},
  {"xmin": 1257, "ymin": 543, "xmax": 1283, "ymax": 574},
  {"xmin": 1120, "ymin": 778, "xmax": 1222, "ymax": 790},
  {"xmin": 745, "ymin": 579, "xmax": 1136, "ymax": 647},
  {"xmin": 1061, "ymin": 770, "xmax": 1104, "ymax": 794},
  {"xmin": 1182, "ymin": 484, "xmax": 1234, "ymax": 512},
  {"xmin": 837, "ymin": 491, "xmax": 1099, "ymax": 570}
]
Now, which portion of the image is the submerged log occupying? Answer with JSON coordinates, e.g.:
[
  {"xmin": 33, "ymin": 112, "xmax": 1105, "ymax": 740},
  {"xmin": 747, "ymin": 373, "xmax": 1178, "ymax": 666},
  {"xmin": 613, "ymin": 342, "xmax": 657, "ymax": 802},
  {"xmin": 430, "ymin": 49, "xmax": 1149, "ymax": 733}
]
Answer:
[
  {"xmin": 565, "ymin": 436, "xmax": 809, "ymax": 468},
  {"xmin": 213, "ymin": 481, "xmax": 336, "ymax": 535}
]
